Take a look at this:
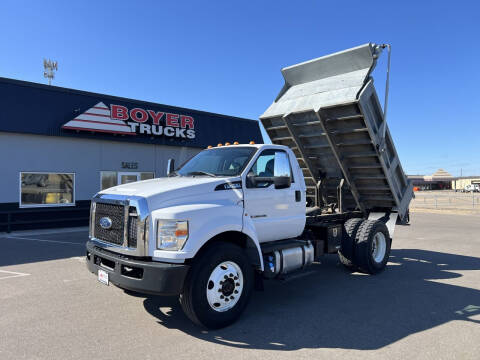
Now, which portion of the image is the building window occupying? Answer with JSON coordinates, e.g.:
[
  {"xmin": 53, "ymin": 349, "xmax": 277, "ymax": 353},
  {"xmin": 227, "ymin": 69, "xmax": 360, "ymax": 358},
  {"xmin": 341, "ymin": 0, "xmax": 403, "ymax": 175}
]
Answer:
[
  {"xmin": 20, "ymin": 172, "xmax": 75, "ymax": 207},
  {"xmin": 140, "ymin": 172, "xmax": 154, "ymax": 181},
  {"xmin": 100, "ymin": 171, "xmax": 117, "ymax": 191},
  {"xmin": 100, "ymin": 171, "xmax": 155, "ymax": 190}
]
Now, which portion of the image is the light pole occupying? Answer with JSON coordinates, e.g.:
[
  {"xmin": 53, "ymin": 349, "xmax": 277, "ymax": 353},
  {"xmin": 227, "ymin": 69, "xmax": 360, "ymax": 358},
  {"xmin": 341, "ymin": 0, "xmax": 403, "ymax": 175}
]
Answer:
[{"xmin": 43, "ymin": 59, "xmax": 58, "ymax": 85}]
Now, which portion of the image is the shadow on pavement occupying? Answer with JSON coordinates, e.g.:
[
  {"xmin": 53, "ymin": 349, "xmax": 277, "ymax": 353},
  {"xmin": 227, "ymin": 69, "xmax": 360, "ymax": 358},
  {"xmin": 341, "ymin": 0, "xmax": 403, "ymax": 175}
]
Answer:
[
  {"xmin": 0, "ymin": 230, "xmax": 87, "ymax": 266},
  {"xmin": 141, "ymin": 249, "xmax": 480, "ymax": 351}
]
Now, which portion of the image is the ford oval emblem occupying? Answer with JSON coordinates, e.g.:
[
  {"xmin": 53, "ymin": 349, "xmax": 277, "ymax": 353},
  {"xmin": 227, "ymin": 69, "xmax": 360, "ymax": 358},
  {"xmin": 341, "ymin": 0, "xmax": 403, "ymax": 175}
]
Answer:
[{"xmin": 99, "ymin": 217, "xmax": 113, "ymax": 230}]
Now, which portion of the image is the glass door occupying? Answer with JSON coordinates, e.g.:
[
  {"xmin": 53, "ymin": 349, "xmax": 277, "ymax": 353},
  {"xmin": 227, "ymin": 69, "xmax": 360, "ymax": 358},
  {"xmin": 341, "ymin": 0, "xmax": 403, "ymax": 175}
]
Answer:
[{"xmin": 117, "ymin": 172, "xmax": 140, "ymax": 185}]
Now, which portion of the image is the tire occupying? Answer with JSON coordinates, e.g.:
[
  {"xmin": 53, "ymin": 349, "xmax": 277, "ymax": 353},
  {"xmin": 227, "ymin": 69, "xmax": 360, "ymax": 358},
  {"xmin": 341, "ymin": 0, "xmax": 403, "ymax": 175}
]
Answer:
[
  {"xmin": 179, "ymin": 242, "xmax": 253, "ymax": 329},
  {"xmin": 354, "ymin": 220, "xmax": 391, "ymax": 274},
  {"xmin": 338, "ymin": 218, "xmax": 363, "ymax": 269}
]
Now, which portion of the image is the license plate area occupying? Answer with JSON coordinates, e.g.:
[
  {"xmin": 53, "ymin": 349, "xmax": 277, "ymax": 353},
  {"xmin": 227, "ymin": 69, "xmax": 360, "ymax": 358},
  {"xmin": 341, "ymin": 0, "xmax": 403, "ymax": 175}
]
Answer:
[{"xmin": 98, "ymin": 269, "xmax": 109, "ymax": 285}]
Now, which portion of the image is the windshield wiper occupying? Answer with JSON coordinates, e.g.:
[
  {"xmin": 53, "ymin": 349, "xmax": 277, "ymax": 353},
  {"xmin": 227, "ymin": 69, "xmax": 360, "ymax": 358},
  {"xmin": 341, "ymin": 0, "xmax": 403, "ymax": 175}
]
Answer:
[{"xmin": 186, "ymin": 171, "xmax": 217, "ymax": 177}]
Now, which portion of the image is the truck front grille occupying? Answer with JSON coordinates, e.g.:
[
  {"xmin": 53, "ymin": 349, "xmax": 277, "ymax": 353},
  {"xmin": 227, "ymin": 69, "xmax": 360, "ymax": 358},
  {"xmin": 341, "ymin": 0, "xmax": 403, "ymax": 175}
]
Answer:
[
  {"xmin": 94, "ymin": 203, "xmax": 125, "ymax": 245},
  {"xmin": 127, "ymin": 214, "xmax": 138, "ymax": 248}
]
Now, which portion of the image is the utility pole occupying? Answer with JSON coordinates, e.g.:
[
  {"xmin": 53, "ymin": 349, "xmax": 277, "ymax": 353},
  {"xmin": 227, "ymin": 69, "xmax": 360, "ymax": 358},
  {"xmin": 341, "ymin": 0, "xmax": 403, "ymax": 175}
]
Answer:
[{"xmin": 43, "ymin": 59, "xmax": 58, "ymax": 85}]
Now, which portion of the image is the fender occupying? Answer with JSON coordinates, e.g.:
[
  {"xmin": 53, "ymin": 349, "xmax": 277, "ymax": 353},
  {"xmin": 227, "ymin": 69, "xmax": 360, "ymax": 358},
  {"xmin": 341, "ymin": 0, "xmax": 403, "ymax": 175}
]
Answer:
[
  {"xmin": 241, "ymin": 214, "xmax": 264, "ymax": 271},
  {"xmin": 149, "ymin": 203, "xmax": 264, "ymax": 270}
]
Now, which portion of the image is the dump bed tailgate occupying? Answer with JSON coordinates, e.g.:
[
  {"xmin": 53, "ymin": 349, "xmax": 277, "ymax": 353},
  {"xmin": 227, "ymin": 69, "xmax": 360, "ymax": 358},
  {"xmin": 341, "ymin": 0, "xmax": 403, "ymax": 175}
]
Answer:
[{"xmin": 260, "ymin": 43, "xmax": 412, "ymax": 220}]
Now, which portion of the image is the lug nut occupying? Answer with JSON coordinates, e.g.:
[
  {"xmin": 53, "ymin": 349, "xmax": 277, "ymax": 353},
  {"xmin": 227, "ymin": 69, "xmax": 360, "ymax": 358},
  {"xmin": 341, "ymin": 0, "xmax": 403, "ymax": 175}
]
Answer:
[
  {"xmin": 218, "ymin": 289, "xmax": 222, "ymax": 292},
  {"xmin": 225, "ymin": 298, "xmax": 229, "ymax": 302},
  {"xmin": 230, "ymin": 296, "xmax": 234, "ymax": 299},
  {"xmin": 234, "ymin": 290, "xmax": 238, "ymax": 294},
  {"xmin": 234, "ymin": 276, "xmax": 238, "ymax": 280},
  {"xmin": 236, "ymin": 283, "xmax": 240, "ymax": 286},
  {"xmin": 229, "ymin": 273, "xmax": 234, "ymax": 277},
  {"xmin": 224, "ymin": 275, "xmax": 228, "ymax": 279},
  {"xmin": 220, "ymin": 295, "xmax": 224, "ymax": 299}
]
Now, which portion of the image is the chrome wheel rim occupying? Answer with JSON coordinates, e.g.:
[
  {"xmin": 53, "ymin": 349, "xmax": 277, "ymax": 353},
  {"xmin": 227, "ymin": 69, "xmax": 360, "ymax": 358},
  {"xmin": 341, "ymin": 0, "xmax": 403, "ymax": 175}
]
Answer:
[
  {"xmin": 206, "ymin": 261, "xmax": 244, "ymax": 312},
  {"xmin": 371, "ymin": 232, "xmax": 387, "ymax": 263}
]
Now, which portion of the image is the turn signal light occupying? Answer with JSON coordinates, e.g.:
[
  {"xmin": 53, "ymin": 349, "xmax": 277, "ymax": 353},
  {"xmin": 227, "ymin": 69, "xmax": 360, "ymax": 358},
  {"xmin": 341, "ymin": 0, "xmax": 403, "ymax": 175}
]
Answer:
[
  {"xmin": 233, "ymin": 141, "xmax": 239, "ymax": 145},
  {"xmin": 175, "ymin": 228, "xmax": 188, "ymax": 237},
  {"xmin": 249, "ymin": 141, "xmax": 255, "ymax": 144},
  {"xmin": 217, "ymin": 143, "xmax": 223, "ymax": 147}
]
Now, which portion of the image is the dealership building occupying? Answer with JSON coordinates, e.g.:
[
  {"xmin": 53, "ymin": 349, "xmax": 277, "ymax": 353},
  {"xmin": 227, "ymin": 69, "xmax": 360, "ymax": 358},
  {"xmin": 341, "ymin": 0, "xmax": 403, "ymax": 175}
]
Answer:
[{"xmin": 0, "ymin": 77, "xmax": 262, "ymax": 232}]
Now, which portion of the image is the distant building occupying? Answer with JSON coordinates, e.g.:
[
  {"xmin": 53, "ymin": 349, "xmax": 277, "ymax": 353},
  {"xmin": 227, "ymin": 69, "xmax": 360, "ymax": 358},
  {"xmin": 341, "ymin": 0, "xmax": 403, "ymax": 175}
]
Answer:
[
  {"xmin": 452, "ymin": 177, "xmax": 480, "ymax": 191},
  {"xmin": 408, "ymin": 169, "xmax": 480, "ymax": 191},
  {"xmin": 408, "ymin": 169, "xmax": 453, "ymax": 190}
]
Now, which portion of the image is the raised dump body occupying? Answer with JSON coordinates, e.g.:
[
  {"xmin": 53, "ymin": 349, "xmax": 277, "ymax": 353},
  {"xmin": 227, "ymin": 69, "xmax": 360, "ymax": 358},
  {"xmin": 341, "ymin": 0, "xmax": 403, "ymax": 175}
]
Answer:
[{"xmin": 260, "ymin": 43, "xmax": 412, "ymax": 221}]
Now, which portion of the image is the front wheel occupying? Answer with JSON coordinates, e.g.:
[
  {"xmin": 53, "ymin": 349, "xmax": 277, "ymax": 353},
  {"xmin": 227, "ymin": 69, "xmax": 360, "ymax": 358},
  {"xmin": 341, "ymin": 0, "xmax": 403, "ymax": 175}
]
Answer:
[{"xmin": 179, "ymin": 242, "xmax": 253, "ymax": 329}]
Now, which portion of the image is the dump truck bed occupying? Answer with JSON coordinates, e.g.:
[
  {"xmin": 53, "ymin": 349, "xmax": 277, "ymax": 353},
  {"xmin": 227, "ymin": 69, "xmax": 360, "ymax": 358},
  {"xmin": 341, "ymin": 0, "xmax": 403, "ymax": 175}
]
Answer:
[{"xmin": 260, "ymin": 43, "xmax": 412, "ymax": 221}]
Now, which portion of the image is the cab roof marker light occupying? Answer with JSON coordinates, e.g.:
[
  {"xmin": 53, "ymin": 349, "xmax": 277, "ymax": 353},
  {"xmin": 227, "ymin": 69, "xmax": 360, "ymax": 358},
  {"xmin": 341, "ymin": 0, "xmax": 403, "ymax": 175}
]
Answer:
[
  {"xmin": 225, "ymin": 142, "xmax": 231, "ymax": 146},
  {"xmin": 233, "ymin": 141, "xmax": 239, "ymax": 145},
  {"xmin": 249, "ymin": 141, "xmax": 255, "ymax": 145},
  {"xmin": 217, "ymin": 143, "xmax": 223, "ymax": 147},
  {"xmin": 207, "ymin": 145, "xmax": 213, "ymax": 149}
]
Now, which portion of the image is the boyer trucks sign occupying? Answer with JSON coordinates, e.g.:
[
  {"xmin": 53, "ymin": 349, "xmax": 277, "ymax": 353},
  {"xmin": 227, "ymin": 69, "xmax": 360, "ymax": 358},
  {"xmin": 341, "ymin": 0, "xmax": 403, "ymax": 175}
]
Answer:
[{"xmin": 62, "ymin": 102, "xmax": 196, "ymax": 139}]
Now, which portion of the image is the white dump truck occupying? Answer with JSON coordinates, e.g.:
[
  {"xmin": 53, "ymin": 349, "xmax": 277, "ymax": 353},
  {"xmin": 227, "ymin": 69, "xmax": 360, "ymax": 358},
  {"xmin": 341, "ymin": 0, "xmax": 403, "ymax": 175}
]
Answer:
[{"xmin": 86, "ymin": 43, "xmax": 412, "ymax": 329}]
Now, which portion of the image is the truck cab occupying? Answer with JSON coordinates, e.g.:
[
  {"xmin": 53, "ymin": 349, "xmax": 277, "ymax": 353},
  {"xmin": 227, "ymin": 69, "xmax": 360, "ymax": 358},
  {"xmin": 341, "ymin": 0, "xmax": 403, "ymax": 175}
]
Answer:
[{"xmin": 87, "ymin": 143, "xmax": 311, "ymax": 327}]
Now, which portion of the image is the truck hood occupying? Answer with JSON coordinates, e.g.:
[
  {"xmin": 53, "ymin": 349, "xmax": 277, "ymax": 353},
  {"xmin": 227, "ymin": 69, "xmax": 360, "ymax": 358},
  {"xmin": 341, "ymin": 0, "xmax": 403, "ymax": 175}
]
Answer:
[{"xmin": 99, "ymin": 176, "xmax": 241, "ymax": 207}]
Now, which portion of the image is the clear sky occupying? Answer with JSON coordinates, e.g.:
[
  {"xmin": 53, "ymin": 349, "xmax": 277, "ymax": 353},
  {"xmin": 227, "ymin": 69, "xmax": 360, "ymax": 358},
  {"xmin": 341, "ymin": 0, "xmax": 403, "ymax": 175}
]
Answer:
[{"xmin": 0, "ymin": 0, "xmax": 478, "ymax": 176}]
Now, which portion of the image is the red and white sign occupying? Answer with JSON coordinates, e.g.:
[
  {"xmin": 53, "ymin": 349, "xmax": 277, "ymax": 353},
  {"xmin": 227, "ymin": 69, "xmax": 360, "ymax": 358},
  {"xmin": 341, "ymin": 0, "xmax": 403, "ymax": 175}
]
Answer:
[{"xmin": 62, "ymin": 102, "xmax": 196, "ymax": 139}]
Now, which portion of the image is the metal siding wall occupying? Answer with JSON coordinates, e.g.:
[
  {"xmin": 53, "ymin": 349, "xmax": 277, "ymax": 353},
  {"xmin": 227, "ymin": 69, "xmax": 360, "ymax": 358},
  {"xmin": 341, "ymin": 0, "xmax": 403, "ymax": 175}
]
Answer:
[
  {"xmin": 100, "ymin": 141, "xmax": 155, "ymax": 173},
  {"xmin": 154, "ymin": 145, "xmax": 200, "ymax": 177},
  {"xmin": 0, "ymin": 132, "xmax": 201, "ymax": 203}
]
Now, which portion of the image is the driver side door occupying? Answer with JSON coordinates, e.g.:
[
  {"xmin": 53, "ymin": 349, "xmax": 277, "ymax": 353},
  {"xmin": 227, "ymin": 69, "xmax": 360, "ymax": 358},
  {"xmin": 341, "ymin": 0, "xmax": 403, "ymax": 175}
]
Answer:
[{"xmin": 243, "ymin": 149, "xmax": 304, "ymax": 243}]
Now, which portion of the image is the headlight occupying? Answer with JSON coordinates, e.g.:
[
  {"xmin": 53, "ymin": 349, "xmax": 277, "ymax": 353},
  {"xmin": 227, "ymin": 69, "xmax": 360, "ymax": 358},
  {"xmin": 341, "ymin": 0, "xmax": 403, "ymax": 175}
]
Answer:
[{"xmin": 156, "ymin": 220, "xmax": 189, "ymax": 250}]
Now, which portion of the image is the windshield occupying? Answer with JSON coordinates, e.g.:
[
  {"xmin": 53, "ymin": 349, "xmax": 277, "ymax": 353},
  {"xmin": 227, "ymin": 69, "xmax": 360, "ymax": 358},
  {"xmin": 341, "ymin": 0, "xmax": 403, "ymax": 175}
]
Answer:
[{"xmin": 177, "ymin": 147, "xmax": 256, "ymax": 177}]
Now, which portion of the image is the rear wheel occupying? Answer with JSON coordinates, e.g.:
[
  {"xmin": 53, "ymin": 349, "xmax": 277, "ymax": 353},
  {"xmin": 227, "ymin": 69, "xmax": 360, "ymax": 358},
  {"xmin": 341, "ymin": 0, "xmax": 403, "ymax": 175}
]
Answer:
[
  {"xmin": 354, "ymin": 220, "xmax": 391, "ymax": 274},
  {"xmin": 338, "ymin": 218, "xmax": 363, "ymax": 269},
  {"xmin": 179, "ymin": 242, "xmax": 253, "ymax": 329}
]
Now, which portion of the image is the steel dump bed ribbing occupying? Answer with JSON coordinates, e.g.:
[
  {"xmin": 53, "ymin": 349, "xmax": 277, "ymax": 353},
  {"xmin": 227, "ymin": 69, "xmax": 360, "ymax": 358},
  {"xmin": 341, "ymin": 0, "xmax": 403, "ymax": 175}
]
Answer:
[{"xmin": 260, "ymin": 43, "xmax": 412, "ymax": 221}]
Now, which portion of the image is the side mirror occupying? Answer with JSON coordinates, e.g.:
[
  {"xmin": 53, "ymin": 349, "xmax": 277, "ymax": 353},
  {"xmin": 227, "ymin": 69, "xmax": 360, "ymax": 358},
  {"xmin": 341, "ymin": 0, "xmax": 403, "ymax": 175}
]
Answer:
[
  {"xmin": 274, "ymin": 176, "xmax": 291, "ymax": 189},
  {"xmin": 167, "ymin": 158, "xmax": 175, "ymax": 176},
  {"xmin": 246, "ymin": 172, "xmax": 257, "ymax": 188}
]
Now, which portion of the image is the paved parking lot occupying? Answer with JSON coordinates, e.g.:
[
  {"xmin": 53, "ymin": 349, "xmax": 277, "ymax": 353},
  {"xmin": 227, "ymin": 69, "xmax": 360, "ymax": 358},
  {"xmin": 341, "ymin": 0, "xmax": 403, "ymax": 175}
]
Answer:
[
  {"xmin": 1, "ymin": 212, "xmax": 479, "ymax": 360},
  {"xmin": 411, "ymin": 190, "xmax": 480, "ymax": 214}
]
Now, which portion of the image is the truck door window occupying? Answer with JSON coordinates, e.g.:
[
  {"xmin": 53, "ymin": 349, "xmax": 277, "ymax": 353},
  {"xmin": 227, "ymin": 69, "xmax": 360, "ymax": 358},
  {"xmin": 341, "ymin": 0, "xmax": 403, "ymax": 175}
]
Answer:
[{"xmin": 248, "ymin": 150, "xmax": 292, "ymax": 188}]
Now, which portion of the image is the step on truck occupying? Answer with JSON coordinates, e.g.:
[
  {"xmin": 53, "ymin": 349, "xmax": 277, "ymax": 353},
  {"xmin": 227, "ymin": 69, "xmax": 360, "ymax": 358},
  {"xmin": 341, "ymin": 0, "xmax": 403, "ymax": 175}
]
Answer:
[{"xmin": 86, "ymin": 43, "xmax": 413, "ymax": 329}]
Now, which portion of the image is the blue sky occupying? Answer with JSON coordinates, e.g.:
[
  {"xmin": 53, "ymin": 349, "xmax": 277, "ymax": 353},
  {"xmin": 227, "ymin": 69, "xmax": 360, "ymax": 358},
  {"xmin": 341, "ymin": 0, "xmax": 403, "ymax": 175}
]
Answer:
[{"xmin": 0, "ymin": 0, "xmax": 478, "ymax": 176}]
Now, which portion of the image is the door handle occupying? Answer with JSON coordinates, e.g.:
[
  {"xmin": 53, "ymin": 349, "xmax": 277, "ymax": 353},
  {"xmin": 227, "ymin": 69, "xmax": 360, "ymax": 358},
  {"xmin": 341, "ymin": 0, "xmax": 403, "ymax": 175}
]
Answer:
[{"xmin": 295, "ymin": 190, "xmax": 301, "ymax": 202}]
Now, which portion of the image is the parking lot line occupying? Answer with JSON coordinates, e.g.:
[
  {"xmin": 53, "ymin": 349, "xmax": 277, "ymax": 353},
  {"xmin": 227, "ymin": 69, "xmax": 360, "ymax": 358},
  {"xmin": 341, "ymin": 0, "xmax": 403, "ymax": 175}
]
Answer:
[
  {"xmin": 0, "ymin": 227, "xmax": 88, "ymax": 237},
  {"xmin": 3, "ymin": 236, "xmax": 85, "ymax": 246},
  {"xmin": 0, "ymin": 269, "xmax": 30, "ymax": 280}
]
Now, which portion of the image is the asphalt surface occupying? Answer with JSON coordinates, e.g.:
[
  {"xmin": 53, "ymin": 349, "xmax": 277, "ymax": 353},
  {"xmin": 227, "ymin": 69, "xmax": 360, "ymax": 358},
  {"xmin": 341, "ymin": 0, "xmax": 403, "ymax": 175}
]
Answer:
[{"xmin": 0, "ymin": 213, "xmax": 479, "ymax": 360}]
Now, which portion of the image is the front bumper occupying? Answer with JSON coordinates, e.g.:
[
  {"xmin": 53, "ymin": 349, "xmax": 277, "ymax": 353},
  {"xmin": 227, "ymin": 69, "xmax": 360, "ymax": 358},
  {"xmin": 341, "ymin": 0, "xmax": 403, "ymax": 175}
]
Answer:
[{"xmin": 86, "ymin": 241, "xmax": 189, "ymax": 296}]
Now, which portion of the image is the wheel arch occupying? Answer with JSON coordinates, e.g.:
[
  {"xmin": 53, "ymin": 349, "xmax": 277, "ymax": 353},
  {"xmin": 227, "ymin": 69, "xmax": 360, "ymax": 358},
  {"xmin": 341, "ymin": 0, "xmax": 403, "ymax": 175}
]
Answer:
[{"xmin": 189, "ymin": 230, "xmax": 264, "ymax": 271}]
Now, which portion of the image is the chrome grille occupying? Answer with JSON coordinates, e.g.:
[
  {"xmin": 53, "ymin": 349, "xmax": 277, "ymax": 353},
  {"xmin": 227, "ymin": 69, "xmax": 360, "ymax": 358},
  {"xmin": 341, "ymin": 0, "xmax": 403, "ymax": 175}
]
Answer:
[
  {"xmin": 127, "ymin": 211, "xmax": 138, "ymax": 248},
  {"xmin": 90, "ymin": 194, "xmax": 149, "ymax": 257},
  {"xmin": 94, "ymin": 203, "xmax": 125, "ymax": 245}
]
